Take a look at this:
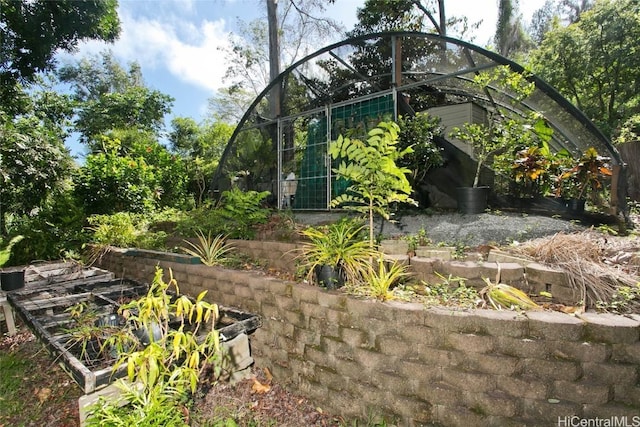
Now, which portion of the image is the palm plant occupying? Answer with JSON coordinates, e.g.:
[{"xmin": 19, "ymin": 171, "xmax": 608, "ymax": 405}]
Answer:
[
  {"xmin": 180, "ymin": 230, "xmax": 233, "ymax": 266},
  {"xmin": 357, "ymin": 256, "xmax": 410, "ymax": 301},
  {"xmin": 298, "ymin": 218, "xmax": 376, "ymax": 287}
]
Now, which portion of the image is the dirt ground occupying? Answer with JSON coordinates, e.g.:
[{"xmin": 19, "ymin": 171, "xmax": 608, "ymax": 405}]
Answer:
[{"xmin": 0, "ymin": 325, "xmax": 343, "ymax": 427}]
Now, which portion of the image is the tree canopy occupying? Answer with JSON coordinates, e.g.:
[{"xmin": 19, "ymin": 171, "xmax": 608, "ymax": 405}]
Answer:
[
  {"xmin": 529, "ymin": 0, "xmax": 640, "ymax": 137},
  {"xmin": 0, "ymin": 0, "xmax": 120, "ymax": 111}
]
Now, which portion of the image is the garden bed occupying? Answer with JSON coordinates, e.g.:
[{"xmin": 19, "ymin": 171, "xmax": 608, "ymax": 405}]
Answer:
[{"xmin": 8, "ymin": 262, "xmax": 262, "ymax": 394}]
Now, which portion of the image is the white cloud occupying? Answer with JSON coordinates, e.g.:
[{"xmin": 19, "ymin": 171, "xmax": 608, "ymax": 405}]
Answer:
[
  {"xmin": 60, "ymin": 5, "xmax": 232, "ymax": 93},
  {"xmin": 117, "ymin": 9, "xmax": 231, "ymax": 92}
]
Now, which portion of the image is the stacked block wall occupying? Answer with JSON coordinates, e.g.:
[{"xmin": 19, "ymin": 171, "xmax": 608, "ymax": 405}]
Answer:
[{"xmin": 97, "ymin": 246, "xmax": 640, "ymax": 426}]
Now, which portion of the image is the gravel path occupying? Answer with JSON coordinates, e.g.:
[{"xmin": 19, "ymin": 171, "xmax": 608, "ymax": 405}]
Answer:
[{"xmin": 293, "ymin": 211, "xmax": 587, "ymax": 247}]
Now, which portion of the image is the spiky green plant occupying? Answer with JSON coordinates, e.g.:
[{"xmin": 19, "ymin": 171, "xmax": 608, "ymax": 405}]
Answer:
[
  {"xmin": 298, "ymin": 219, "xmax": 376, "ymax": 285},
  {"xmin": 356, "ymin": 256, "xmax": 410, "ymax": 301},
  {"xmin": 180, "ymin": 230, "xmax": 233, "ymax": 266}
]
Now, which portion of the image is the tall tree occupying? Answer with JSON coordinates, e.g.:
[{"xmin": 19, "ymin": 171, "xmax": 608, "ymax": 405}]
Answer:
[
  {"xmin": 57, "ymin": 51, "xmax": 173, "ymax": 147},
  {"xmin": 209, "ymin": 0, "xmax": 343, "ymax": 122},
  {"xmin": 0, "ymin": 0, "xmax": 120, "ymax": 112},
  {"xmin": 0, "ymin": 84, "xmax": 75, "ymax": 234},
  {"xmin": 528, "ymin": 0, "xmax": 594, "ymax": 44},
  {"xmin": 529, "ymin": 0, "xmax": 640, "ymax": 137},
  {"xmin": 169, "ymin": 118, "xmax": 234, "ymax": 206},
  {"xmin": 494, "ymin": 0, "xmax": 532, "ymax": 58}
]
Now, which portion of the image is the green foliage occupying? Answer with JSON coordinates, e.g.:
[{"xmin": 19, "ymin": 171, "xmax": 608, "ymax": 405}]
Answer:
[
  {"xmin": 529, "ymin": 0, "xmax": 640, "ymax": 137},
  {"xmin": 395, "ymin": 272, "xmax": 480, "ymax": 309},
  {"xmin": 87, "ymin": 212, "xmax": 167, "ymax": 250},
  {"xmin": 181, "ymin": 231, "xmax": 234, "ymax": 266},
  {"xmin": 0, "ymin": 0, "xmax": 120, "ymax": 107},
  {"xmin": 217, "ymin": 187, "xmax": 271, "ymax": 239},
  {"xmin": 615, "ymin": 114, "xmax": 640, "ymax": 144},
  {"xmin": 0, "ymin": 352, "xmax": 31, "ymax": 418},
  {"xmin": 397, "ymin": 112, "xmax": 444, "ymax": 187},
  {"xmin": 0, "ymin": 235, "xmax": 24, "ymax": 268},
  {"xmin": 74, "ymin": 131, "xmax": 191, "ymax": 215},
  {"xmin": 596, "ymin": 283, "xmax": 640, "ymax": 314},
  {"xmin": 9, "ymin": 189, "xmax": 89, "ymax": 264},
  {"xmin": 87, "ymin": 268, "xmax": 222, "ymax": 425},
  {"xmin": 450, "ymin": 66, "xmax": 540, "ymax": 189},
  {"xmin": 0, "ymin": 110, "xmax": 74, "ymax": 227},
  {"xmin": 330, "ymin": 121, "xmax": 416, "ymax": 248},
  {"xmin": 352, "ymin": 256, "xmax": 410, "ymax": 301},
  {"xmin": 556, "ymin": 147, "xmax": 612, "ymax": 201},
  {"xmin": 176, "ymin": 188, "xmax": 270, "ymax": 240},
  {"xmin": 58, "ymin": 51, "xmax": 173, "ymax": 145},
  {"xmin": 298, "ymin": 218, "xmax": 375, "ymax": 285},
  {"xmin": 86, "ymin": 387, "xmax": 188, "ymax": 427}
]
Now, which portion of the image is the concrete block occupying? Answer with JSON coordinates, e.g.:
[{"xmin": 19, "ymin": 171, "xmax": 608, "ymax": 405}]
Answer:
[
  {"xmin": 525, "ymin": 262, "xmax": 570, "ymax": 287},
  {"xmin": 578, "ymin": 312, "xmax": 640, "ymax": 344},
  {"xmin": 414, "ymin": 246, "xmax": 454, "ymax": 260},
  {"xmin": 611, "ymin": 342, "xmax": 640, "ymax": 364},
  {"xmin": 379, "ymin": 239, "xmax": 409, "ymax": 255},
  {"xmin": 582, "ymin": 362, "xmax": 638, "ymax": 386},
  {"xmin": 487, "ymin": 249, "xmax": 532, "ymax": 266},
  {"xmin": 526, "ymin": 310, "xmax": 585, "ymax": 341},
  {"xmin": 521, "ymin": 358, "xmax": 582, "ymax": 382},
  {"xmin": 552, "ymin": 380, "xmax": 612, "ymax": 405},
  {"xmin": 546, "ymin": 340, "xmax": 610, "ymax": 363},
  {"xmin": 496, "ymin": 374, "xmax": 548, "ymax": 400}
]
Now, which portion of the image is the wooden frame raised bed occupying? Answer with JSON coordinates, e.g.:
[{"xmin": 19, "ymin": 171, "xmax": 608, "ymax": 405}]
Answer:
[{"xmin": 8, "ymin": 262, "xmax": 262, "ymax": 394}]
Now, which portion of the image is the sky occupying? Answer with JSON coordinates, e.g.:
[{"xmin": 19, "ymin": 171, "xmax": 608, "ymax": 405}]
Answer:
[{"xmin": 56, "ymin": 0, "xmax": 548, "ymax": 158}]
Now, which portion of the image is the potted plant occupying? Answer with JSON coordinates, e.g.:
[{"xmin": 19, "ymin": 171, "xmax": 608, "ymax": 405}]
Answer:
[
  {"xmin": 556, "ymin": 147, "xmax": 612, "ymax": 212},
  {"xmin": 449, "ymin": 66, "xmax": 536, "ymax": 214},
  {"xmin": 449, "ymin": 119, "xmax": 501, "ymax": 213},
  {"xmin": 298, "ymin": 218, "xmax": 376, "ymax": 289},
  {"xmin": 0, "ymin": 235, "xmax": 25, "ymax": 291}
]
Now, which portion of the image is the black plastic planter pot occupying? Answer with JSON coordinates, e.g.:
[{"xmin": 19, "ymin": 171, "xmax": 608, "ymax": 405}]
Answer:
[
  {"xmin": 0, "ymin": 268, "xmax": 25, "ymax": 291},
  {"xmin": 456, "ymin": 186, "xmax": 489, "ymax": 214},
  {"xmin": 565, "ymin": 198, "xmax": 586, "ymax": 214},
  {"xmin": 315, "ymin": 265, "xmax": 345, "ymax": 289}
]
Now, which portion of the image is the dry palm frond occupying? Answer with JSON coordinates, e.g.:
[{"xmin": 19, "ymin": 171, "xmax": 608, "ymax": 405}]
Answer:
[
  {"xmin": 510, "ymin": 231, "xmax": 639, "ymax": 310},
  {"xmin": 480, "ymin": 278, "xmax": 540, "ymax": 311}
]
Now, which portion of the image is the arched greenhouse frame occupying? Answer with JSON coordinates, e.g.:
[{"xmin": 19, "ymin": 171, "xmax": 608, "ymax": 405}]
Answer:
[{"xmin": 212, "ymin": 31, "xmax": 624, "ymax": 214}]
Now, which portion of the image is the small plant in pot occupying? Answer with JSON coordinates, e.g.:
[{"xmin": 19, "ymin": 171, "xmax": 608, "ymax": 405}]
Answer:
[
  {"xmin": 298, "ymin": 218, "xmax": 376, "ymax": 289},
  {"xmin": 450, "ymin": 66, "xmax": 536, "ymax": 213},
  {"xmin": 556, "ymin": 147, "xmax": 613, "ymax": 212},
  {"xmin": 0, "ymin": 235, "xmax": 25, "ymax": 291}
]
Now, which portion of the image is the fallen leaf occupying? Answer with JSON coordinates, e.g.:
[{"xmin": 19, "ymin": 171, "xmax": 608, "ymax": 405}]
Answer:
[
  {"xmin": 263, "ymin": 367, "xmax": 273, "ymax": 383},
  {"xmin": 251, "ymin": 378, "xmax": 271, "ymax": 394},
  {"xmin": 36, "ymin": 387, "xmax": 51, "ymax": 404}
]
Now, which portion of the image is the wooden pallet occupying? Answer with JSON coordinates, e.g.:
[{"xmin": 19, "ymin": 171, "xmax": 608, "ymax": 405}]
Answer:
[{"xmin": 8, "ymin": 262, "xmax": 262, "ymax": 394}]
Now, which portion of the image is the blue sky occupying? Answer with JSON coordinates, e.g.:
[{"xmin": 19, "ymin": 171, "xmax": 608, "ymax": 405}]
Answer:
[{"xmin": 56, "ymin": 0, "xmax": 546, "ymax": 158}]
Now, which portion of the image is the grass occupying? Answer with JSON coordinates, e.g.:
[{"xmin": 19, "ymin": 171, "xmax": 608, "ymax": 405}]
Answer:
[{"xmin": 0, "ymin": 352, "xmax": 30, "ymax": 419}]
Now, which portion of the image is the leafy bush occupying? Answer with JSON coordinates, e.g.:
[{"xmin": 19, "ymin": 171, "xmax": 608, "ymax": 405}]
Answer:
[
  {"xmin": 9, "ymin": 189, "xmax": 89, "ymax": 264},
  {"xmin": 86, "ymin": 268, "xmax": 222, "ymax": 426},
  {"xmin": 87, "ymin": 212, "xmax": 167, "ymax": 250},
  {"xmin": 176, "ymin": 188, "xmax": 270, "ymax": 239}
]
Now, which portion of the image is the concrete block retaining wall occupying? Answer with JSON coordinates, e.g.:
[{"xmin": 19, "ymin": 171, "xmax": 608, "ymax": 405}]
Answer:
[{"xmin": 97, "ymin": 244, "xmax": 640, "ymax": 426}]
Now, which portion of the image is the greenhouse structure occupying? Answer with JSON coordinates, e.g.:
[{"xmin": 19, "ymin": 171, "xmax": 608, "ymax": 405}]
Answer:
[{"xmin": 212, "ymin": 31, "xmax": 625, "ymax": 215}]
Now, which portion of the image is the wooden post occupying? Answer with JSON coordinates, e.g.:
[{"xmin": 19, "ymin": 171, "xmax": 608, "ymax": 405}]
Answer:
[{"xmin": 267, "ymin": 0, "xmax": 280, "ymax": 118}]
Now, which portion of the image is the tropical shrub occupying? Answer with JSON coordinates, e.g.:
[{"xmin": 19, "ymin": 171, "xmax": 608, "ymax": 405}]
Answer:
[
  {"xmin": 86, "ymin": 268, "xmax": 223, "ymax": 426},
  {"xmin": 330, "ymin": 121, "xmax": 416, "ymax": 249},
  {"xmin": 176, "ymin": 188, "xmax": 270, "ymax": 240}
]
